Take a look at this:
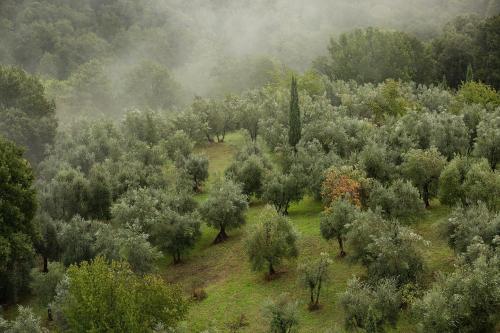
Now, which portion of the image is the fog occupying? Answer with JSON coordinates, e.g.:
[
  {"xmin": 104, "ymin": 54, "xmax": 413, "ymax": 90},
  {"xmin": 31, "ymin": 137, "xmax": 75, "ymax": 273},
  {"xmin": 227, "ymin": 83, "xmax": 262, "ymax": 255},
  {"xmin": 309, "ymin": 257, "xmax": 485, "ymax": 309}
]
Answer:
[{"xmin": 148, "ymin": 0, "xmax": 498, "ymax": 95}]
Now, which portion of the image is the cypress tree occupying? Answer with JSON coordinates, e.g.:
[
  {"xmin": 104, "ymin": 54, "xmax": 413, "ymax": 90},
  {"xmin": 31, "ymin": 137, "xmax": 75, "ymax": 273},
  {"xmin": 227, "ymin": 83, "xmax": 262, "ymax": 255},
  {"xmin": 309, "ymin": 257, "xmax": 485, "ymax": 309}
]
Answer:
[
  {"xmin": 466, "ymin": 63, "xmax": 474, "ymax": 82},
  {"xmin": 288, "ymin": 75, "xmax": 301, "ymax": 149}
]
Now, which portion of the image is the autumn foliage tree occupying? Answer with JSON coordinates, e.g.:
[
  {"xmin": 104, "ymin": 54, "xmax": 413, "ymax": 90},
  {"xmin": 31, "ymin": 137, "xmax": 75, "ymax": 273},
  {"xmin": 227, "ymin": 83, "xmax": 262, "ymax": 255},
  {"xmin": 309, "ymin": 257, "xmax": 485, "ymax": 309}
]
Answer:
[{"xmin": 321, "ymin": 166, "xmax": 363, "ymax": 207}]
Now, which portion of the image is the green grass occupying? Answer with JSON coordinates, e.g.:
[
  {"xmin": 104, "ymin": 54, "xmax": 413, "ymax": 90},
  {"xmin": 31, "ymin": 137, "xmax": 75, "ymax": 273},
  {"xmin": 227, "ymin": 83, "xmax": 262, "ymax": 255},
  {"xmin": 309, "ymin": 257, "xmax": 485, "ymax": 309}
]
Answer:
[{"xmin": 160, "ymin": 133, "xmax": 458, "ymax": 332}]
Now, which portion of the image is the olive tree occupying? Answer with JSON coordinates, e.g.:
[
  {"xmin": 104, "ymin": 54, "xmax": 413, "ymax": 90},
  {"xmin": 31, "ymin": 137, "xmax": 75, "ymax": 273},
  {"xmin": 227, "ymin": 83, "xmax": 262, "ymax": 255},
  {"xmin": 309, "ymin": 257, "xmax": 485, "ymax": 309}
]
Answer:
[
  {"xmin": 340, "ymin": 278, "xmax": 401, "ymax": 333},
  {"xmin": 33, "ymin": 213, "xmax": 60, "ymax": 273},
  {"xmin": 320, "ymin": 199, "xmax": 359, "ymax": 256},
  {"xmin": 347, "ymin": 211, "xmax": 427, "ymax": 285},
  {"xmin": 245, "ymin": 206, "xmax": 298, "ymax": 277},
  {"xmin": 430, "ymin": 113, "xmax": 469, "ymax": 160},
  {"xmin": 237, "ymin": 91, "xmax": 263, "ymax": 142},
  {"xmin": 200, "ymin": 178, "xmax": 248, "ymax": 243},
  {"xmin": 368, "ymin": 179, "xmax": 424, "ymax": 222},
  {"xmin": 438, "ymin": 155, "xmax": 471, "ymax": 206},
  {"xmin": 151, "ymin": 209, "xmax": 201, "ymax": 264},
  {"xmin": 262, "ymin": 293, "xmax": 299, "ymax": 333},
  {"xmin": 298, "ymin": 253, "xmax": 332, "ymax": 310},
  {"xmin": 0, "ymin": 66, "xmax": 57, "ymax": 165},
  {"xmin": 262, "ymin": 170, "xmax": 305, "ymax": 215},
  {"xmin": 462, "ymin": 159, "xmax": 500, "ymax": 210},
  {"xmin": 446, "ymin": 203, "xmax": 500, "ymax": 253},
  {"xmin": 358, "ymin": 141, "xmax": 394, "ymax": 182},
  {"xmin": 58, "ymin": 216, "xmax": 99, "ymax": 266},
  {"xmin": 225, "ymin": 153, "xmax": 269, "ymax": 198},
  {"xmin": 183, "ymin": 154, "xmax": 209, "ymax": 192},
  {"xmin": 94, "ymin": 224, "xmax": 161, "ymax": 274},
  {"xmin": 473, "ymin": 111, "xmax": 500, "ymax": 169},
  {"xmin": 402, "ymin": 148, "xmax": 446, "ymax": 208},
  {"xmin": 413, "ymin": 251, "xmax": 500, "ymax": 333}
]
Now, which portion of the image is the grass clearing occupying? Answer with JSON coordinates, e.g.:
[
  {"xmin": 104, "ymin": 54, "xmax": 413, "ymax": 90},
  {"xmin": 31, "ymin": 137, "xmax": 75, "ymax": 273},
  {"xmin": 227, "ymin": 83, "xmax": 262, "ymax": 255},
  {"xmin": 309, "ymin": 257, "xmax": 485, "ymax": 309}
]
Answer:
[{"xmin": 160, "ymin": 135, "xmax": 457, "ymax": 332}]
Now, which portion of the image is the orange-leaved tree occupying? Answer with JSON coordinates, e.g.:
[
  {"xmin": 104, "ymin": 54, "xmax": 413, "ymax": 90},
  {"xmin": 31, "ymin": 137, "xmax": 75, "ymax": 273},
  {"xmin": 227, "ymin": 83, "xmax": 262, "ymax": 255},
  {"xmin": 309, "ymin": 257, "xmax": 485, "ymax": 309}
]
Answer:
[{"xmin": 321, "ymin": 166, "xmax": 364, "ymax": 208}]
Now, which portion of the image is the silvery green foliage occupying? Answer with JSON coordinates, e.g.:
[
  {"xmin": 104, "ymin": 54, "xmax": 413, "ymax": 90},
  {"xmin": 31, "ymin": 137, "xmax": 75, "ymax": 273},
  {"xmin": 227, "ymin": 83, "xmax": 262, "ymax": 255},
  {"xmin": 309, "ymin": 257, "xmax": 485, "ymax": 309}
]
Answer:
[
  {"xmin": 430, "ymin": 112, "xmax": 469, "ymax": 160},
  {"xmin": 413, "ymin": 248, "xmax": 500, "ymax": 333},
  {"xmin": 368, "ymin": 179, "xmax": 424, "ymax": 222},
  {"xmin": 297, "ymin": 253, "xmax": 333, "ymax": 307},
  {"xmin": 415, "ymin": 85, "xmax": 454, "ymax": 113},
  {"xmin": 347, "ymin": 211, "xmax": 427, "ymax": 285},
  {"xmin": 262, "ymin": 293, "xmax": 300, "ymax": 333},
  {"xmin": 320, "ymin": 199, "xmax": 358, "ymax": 256},
  {"xmin": 246, "ymin": 206, "xmax": 299, "ymax": 275},
  {"xmin": 473, "ymin": 108, "xmax": 500, "ymax": 169},
  {"xmin": 0, "ymin": 306, "xmax": 48, "ymax": 333},
  {"xmin": 94, "ymin": 224, "xmax": 161, "ymax": 274},
  {"xmin": 340, "ymin": 278, "xmax": 401, "ymax": 333},
  {"xmin": 59, "ymin": 216, "xmax": 99, "ymax": 266},
  {"xmin": 200, "ymin": 178, "xmax": 248, "ymax": 243},
  {"xmin": 446, "ymin": 203, "xmax": 500, "ymax": 253},
  {"xmin": 358, "ymin": 141, "xmax": 394, "ymax": 182}
]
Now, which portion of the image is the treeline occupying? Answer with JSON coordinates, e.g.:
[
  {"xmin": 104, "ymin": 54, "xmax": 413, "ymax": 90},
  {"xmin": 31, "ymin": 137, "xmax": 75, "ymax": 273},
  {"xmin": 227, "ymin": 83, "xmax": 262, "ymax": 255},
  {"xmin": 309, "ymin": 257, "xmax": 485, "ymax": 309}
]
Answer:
[
  {"xmin": 315, "ymin": 15, "xmax": 500, "ymax": 89},
  {"xmin": 0, "ymin": 1, "xmax": 499, "ymax": 121}
]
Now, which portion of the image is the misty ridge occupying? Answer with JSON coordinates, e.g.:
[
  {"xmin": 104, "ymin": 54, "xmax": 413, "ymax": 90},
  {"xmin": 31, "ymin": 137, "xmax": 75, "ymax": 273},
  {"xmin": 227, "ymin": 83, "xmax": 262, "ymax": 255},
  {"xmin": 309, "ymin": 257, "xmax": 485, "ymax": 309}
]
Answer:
[{"xmin": 1, "ymin": 0, "xmax": 498, "ymax": 121}]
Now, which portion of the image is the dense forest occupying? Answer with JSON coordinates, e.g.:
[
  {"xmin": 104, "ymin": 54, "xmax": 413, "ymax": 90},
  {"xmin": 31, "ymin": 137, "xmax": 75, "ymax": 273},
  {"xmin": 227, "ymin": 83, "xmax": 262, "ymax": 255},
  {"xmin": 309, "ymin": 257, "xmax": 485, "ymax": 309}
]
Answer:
[{"xmin": 1, "ymin": 0, "xmax": 500, "ymax": 332}]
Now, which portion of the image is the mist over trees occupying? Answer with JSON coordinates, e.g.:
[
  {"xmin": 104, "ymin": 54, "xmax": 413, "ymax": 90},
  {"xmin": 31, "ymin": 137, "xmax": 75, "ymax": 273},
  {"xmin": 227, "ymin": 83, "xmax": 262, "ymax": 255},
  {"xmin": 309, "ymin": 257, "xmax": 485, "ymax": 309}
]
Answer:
[{"xmin": 1, "ymin": 0, "xmax": 500, "ymax": 332}]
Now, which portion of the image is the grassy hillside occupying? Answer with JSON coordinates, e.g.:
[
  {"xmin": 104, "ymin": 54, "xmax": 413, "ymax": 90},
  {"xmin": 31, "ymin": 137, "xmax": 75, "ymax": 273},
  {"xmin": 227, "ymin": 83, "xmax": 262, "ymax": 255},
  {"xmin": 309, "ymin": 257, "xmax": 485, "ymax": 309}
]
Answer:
[{"xmin": 161, "ymin": 132, "xmax": 455, "ymax": 332}]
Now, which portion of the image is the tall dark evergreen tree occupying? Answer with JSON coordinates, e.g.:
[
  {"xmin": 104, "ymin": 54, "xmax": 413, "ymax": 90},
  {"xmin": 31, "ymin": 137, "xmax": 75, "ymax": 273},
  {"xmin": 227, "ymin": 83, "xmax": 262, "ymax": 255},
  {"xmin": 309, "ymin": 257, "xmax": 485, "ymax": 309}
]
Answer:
[
  {"xmin": 288, "ymin": 76, "xmax": 301, "ymax": 150},
  {"xmin": 466, "ymin": 64, "xmax": 474, "ymax": 82}
]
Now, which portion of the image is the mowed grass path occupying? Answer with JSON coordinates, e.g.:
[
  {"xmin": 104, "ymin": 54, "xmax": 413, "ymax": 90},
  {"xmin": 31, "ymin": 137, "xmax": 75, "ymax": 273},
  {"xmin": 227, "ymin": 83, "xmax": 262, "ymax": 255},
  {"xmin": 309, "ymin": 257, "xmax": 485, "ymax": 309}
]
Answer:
[{"xmin": 161, "ymin": 132, "xmax": 455, "ymax": 332}]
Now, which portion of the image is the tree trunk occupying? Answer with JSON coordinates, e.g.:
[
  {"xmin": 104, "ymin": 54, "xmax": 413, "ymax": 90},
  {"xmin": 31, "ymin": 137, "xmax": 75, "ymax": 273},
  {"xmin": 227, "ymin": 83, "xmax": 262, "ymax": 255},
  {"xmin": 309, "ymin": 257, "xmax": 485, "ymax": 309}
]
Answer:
[
  {"xmin": 213, "ymin": 227, "xmax": 229, "ymax": 244},
  {"xmin": 338, "ymin": 237, "xmax": 346, "ymax": 257},
  {"xmin": 193, "ymin": 177, "xmax": 200, "ymax": 192},
  {"xmin": 283, "ymin": 201, "xmax": 290, "ymax": 215},
  {"xmin": 423, "ymin": 183, "xmax": 430, "ymax": 208},
  {"xmin": 173, "ymin": 250, "xmax": 181, "ymax": 264},
  {"xmin": 315, "ymin": 279, "xmax": 322, "ymax": 306},
  {"xmin": 269, "ymin": 262, "xmax": 276, "ymax": 276},
  {"xmin": 43, "ymin": 256, "xmax": 48, "ymax": 273}
]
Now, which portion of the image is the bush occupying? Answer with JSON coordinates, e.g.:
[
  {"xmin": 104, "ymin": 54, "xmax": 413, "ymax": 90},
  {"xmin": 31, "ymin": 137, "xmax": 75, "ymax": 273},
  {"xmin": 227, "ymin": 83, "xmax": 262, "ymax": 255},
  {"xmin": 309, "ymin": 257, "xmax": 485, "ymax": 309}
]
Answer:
[{"xmin": 52, "ymin": 257, "xmax": 188, "ymax": 332}]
